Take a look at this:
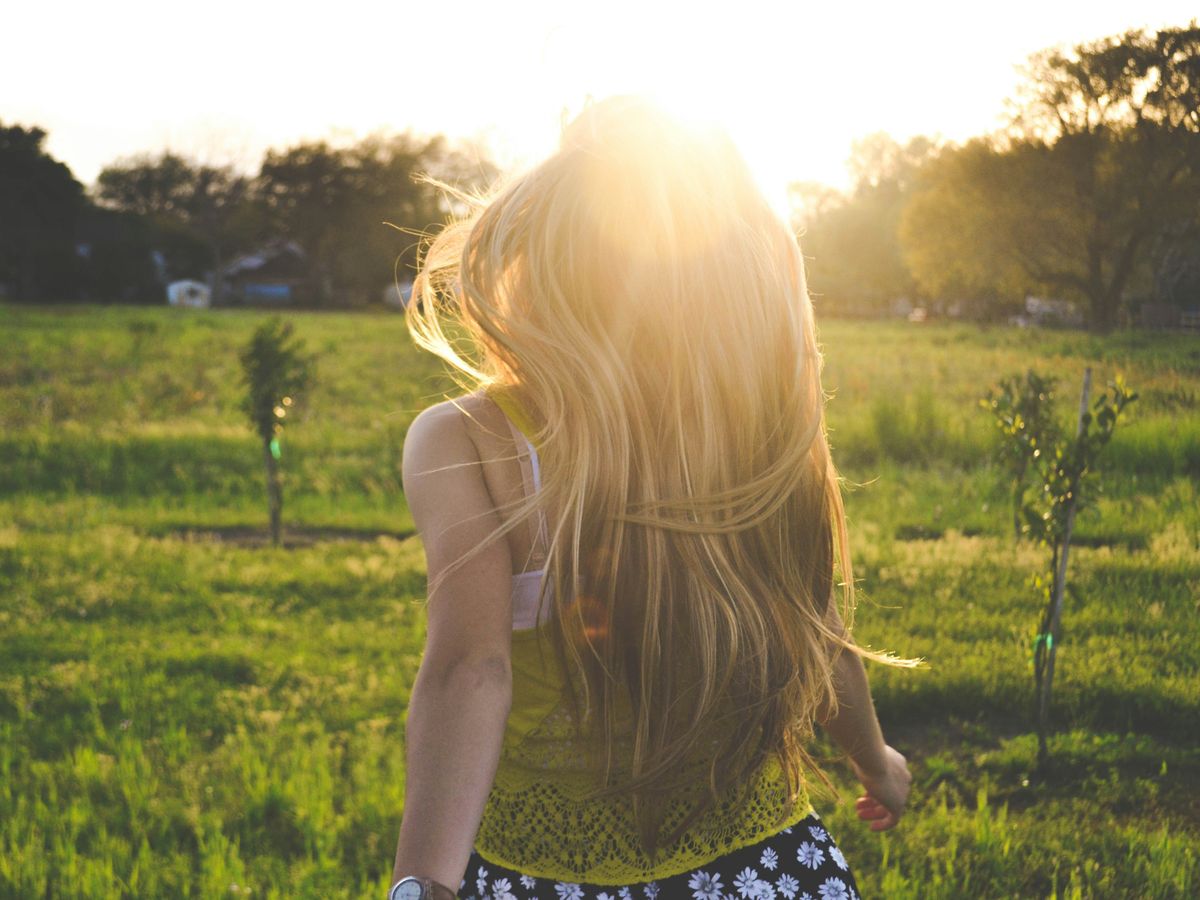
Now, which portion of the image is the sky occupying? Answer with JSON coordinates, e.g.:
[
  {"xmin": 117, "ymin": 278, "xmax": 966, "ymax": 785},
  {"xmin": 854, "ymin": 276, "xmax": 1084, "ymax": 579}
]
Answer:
[{"xmin": 5, "ymin": 1, "xmax": 1196, "ymax": 217}]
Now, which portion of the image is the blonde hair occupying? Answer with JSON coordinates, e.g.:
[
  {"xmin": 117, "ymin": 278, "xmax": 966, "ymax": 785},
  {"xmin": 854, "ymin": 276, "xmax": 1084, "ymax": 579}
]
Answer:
[{"xmin": 406, "ymin": 95, "xmax": 910, "ymax": 858}]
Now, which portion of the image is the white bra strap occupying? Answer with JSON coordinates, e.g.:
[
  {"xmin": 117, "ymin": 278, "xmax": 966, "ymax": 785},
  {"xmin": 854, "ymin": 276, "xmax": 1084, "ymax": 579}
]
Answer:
[
  {"xmin": 520, "ymin": 434, "xmax": 551, "ymax": 561},
  {"xmin": 526, "ymin": 435, "xmax": 543, "ymax": 494},
  {"xmin": 501, "ymin": 412, "xmax": 550, "ymax": 563}
]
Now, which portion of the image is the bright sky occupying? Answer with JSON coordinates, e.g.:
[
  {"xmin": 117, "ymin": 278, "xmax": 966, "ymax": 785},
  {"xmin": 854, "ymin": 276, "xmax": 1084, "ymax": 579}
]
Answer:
[{"xmin": 5, "ymin": 0, "xmax": 1195, "ymax": 216}]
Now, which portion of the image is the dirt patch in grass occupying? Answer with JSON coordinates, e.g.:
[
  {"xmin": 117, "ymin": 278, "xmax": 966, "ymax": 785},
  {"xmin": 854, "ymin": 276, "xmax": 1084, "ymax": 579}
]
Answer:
[
  {"xmin": 894, "ymin": 524, "xmax": 986, "ymax": 540},
  {"xmin": 165, "ymin": 525, "xmax": 416, "ymax": 548}
]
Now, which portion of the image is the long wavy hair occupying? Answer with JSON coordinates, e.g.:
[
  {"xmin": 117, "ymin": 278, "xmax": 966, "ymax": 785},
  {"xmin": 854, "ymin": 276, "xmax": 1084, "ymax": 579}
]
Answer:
[{"xmin": 405, "ymin": 95, "xmax": 911, "ymax": 859}]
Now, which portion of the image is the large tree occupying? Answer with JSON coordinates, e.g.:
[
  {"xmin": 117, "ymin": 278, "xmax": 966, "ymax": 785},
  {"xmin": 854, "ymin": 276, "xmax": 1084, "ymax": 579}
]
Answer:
[
  {"xmin": 901, "ymin": 23, "xmax": 1200, "ymax": 330},
  {"xmin": 0, "ymin": 123, "xmax": 86, "ymax": 301}
]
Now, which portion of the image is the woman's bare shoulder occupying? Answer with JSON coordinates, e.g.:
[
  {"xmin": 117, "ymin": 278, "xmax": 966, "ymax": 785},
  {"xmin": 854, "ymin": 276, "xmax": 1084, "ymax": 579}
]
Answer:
[
  {"xmin": 401, "ymin": 391, "xmax": 523, "ymax": 564},
  {"xmin": 401, "ymin": 392, "xmax": 508, "ymax": 520},
  {"xmin": 404, "ymin": 390, "xmax": 509, "ymax": 464}
]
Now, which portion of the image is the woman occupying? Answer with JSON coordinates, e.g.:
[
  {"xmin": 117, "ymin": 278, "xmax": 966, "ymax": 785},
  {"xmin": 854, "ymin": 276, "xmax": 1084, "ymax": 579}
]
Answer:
[{"xmin": 390, "ymin": 96, "xmax": 915, "ymax": 900}]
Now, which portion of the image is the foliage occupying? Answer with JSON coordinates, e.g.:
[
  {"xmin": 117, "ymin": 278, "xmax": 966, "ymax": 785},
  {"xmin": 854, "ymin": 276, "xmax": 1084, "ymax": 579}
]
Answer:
[
  {"xmin": 238, "ymin": 317, "xmax": 316, "ymax": 545},
  {"xmin": 256, "ymin": 133, "xmax": 499, "ymax": 306},
  {"xmin": 984, "ymin": 373, "xmax": 1138, "ymax": 546},
  {"xmin": 897, "ymin": 138, "xmax": 1036, "ymax": 313},
  {"xmin": 97, "ymin": 152, "xmax": 248, "ymax": 227},
  {"xmin": 1151, "ymin": 220, "xmax": 1200, "ymax": 308},
  {"xmin": 980, "ymin": 371, "xmax": 1063, "ymax": 539},
  {"xmin": 96, "ymin": 152, "xmax": 256, "ymax": 298},
  {"xmin": 1012, "ymin": 23, "xmax": 1200, "ymax": 141},
  {"xmin": 75, "ymin": 206, "xmax": 167, "ymax": 304},
  {"xmin": 5, "ymin": 125, "xmax": 499, "ymax": 307},
  {"xmin": 982, "ymin": 369, "xmax": 1138, "ymax": 769},
  {"xmin": 238, "ymin": 317, "xmax": 315, "ymax": 447},
  {"xmin": 902, "ymin": 22, "xmax": 1200, "ymax": 330},
  {"xmin": 0, "ymin": 122, "xmax": 86, "ymax": 301},
  {"xmin": 792, "ymin": 134, "xmax": 939, "ymax": 317}
]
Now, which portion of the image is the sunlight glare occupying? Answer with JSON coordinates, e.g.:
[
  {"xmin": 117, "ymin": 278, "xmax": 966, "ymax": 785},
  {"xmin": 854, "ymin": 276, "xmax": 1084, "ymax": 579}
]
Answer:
[
  {"xmin": 644, "ymin": 87, "xmax": 797, "ymax": 227},
  {"xmin": 533, "ymin": 8, "xmax": 837, "ymax": 228}
]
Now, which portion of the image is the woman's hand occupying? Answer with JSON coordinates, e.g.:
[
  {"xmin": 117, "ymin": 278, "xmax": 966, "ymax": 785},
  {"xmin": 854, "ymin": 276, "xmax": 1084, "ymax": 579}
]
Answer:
[
  {"xmin": 851, "ymin": 744, "xmax": 911, "ymax": 831},
  {"xmin": 814, "ymin": 629, "xmax": 913, "ymax": 833}
]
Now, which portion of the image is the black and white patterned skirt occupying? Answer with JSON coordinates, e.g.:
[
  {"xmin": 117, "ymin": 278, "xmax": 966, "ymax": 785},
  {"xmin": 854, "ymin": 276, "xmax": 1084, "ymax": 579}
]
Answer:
[{"xmin": 460, "ymin": 811, "xmax": 861, "ymax": 900}]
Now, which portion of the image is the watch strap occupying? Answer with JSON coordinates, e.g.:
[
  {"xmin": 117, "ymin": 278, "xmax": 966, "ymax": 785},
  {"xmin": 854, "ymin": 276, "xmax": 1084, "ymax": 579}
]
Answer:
[{"xmin": 388, "ymin": 875, "xmax": 458, "ymax": 900}]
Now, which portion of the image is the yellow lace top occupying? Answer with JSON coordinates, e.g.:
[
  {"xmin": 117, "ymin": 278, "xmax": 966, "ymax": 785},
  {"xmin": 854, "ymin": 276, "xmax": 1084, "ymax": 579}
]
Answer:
[{"xmin": 475, "ymin": 387, "xmax": 814, "ymax": 885}]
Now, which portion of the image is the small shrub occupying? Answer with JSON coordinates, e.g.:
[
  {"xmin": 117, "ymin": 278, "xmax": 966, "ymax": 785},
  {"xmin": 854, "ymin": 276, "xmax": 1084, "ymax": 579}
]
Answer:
[{"xmin": 238, "ymin": 318, "xmax": 316, "ymax": 546}]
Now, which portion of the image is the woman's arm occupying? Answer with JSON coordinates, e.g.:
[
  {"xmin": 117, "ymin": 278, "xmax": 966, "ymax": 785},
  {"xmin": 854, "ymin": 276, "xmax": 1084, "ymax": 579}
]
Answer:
[
  {"xmin": 391, "ymin": 401, "xmax": 516, "ymax": 891},
  {"xmin": 816, "ymin": 602, "xmax": 912, "ymax": 830}
]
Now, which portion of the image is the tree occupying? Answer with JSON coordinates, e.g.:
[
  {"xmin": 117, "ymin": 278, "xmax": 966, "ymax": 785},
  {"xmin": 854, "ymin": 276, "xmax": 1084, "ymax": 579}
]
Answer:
[
  {"xmin": 983, "ymin": 370, "xmax": 1137, "ymax": 770},
  {"xmin": 1152, "ymin": 221, "xmax": 1200, "ymax": 309},
  {"xmin": 901, "ymin": 23, "xmax": 1200, "ymax": 330},
  {"xmin": 0, "ymin": 123, "xmax": 86, "ymax": 301},
  {"xmin": 97, "ymin": 152, "xmax": 254, "ymax": 302},
  {"xmin": 239, "ymin": 318, "xmax": 316, "ymax": 547},
  {"xmin": 791, "ymin": 134, "xmax": 938, "ymax": 316},
  {"xmin": 255, "ymin": 141, "xmax": 354, "ymax": 305},
  {"xmin": 898, "ymin": 138, "xmax": 1036, "ymax": 317},
  {"xmin": 76, "ymin": 205, "xmax": 164, "ymax": 304},
  {"xmin": 337, "ymin": 132, "xmax": 481, "ymax": 304},
  {"xmin": 255, "ymin": 132, "xmax": 498, "ymax": 306}
]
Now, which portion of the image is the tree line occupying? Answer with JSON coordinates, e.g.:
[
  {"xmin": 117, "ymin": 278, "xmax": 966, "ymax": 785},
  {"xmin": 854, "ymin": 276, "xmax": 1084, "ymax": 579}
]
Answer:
[
  {"xmin": 0, "ymin": 126, "xmax": 497, "ymax": 307},
  {"xmin": 793, "ymin": 23, "xmax": 1200, "ymax": 331},
  {"xmin": 4, "ymin": 22, "xmax": 1197, "ymax": 325}
]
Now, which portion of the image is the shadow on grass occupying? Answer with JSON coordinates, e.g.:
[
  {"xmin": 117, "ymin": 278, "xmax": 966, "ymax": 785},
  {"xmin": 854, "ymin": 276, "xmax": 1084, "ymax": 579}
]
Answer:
[{"xmin": 151, "ymin": 524, "xmax": 417, "ymax": 549}]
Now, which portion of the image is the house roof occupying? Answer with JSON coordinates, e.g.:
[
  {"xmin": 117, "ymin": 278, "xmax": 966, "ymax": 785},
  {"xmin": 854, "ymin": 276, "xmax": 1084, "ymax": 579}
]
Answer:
[{"xmin": 221, "ymin": 239, "xmax": 306, "ymax": 279}]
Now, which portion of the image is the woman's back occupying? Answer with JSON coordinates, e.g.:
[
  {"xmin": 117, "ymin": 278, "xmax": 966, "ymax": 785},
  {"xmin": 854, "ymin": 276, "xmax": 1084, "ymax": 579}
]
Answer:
[{"xmin": 461, "ymin": 386, "xmax": 815, "ymax": 884}]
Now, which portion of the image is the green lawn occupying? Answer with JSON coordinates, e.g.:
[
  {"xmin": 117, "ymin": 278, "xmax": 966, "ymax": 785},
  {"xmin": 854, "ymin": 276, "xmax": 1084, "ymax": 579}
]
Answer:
[{"xmin": 2, "ymin": 303, "xmax": 1198, "ymax": 898}]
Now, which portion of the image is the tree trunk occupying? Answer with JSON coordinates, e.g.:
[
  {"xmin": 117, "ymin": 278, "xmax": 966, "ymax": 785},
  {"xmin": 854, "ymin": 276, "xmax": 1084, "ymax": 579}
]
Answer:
[
  {"xmin": 1012, "ymin": 457, "xmax": 1029, "ymax": 542},
  {"xmin": 1012, "ymin": 478, "xmax": 1023, "ymax": 542},
  {"xmin": 263, "ymin": 439, "xmax": 283, "ymax": 546},
  {"xmin": 1089, "ymin": 277, "xmax": 1132, "ymax": 332},
  {"xmin": 18, "ymin": 241, "xmax": 35, "ymax": 301},
  {"xmin": 1034, "ymin": 544, "xmax": 1058, "ymax": 771},
  {"xmin": 1085, "ymin": 276, "xmax": 1119, "ymax": 333},
  {"xmin": 1035, "ymin": 367, "xmax": 1091, "ymax": 772},
  {"xmin": 211, "ymin": 241, "xmax": 223, "ymax": 306}
]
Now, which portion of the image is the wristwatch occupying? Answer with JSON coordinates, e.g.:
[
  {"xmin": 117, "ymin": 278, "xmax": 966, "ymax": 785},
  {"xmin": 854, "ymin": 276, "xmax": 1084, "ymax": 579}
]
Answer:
[{"xmin": 387, "ymin": 875, "xmax": 458, "ymax": 900}]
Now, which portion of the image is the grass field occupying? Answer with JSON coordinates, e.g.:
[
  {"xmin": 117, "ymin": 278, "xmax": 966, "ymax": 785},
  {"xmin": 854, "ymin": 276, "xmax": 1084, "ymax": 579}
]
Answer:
[{"xmin": 2, "ymin": 303, "xmax": 1198, "ymax": 898}]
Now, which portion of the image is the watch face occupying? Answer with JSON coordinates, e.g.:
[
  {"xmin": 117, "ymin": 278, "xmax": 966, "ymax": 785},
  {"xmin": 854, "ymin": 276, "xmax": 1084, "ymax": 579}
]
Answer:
[{"xmin": 390, "ymin": 878, "xmax": 425, "ymax": 900}]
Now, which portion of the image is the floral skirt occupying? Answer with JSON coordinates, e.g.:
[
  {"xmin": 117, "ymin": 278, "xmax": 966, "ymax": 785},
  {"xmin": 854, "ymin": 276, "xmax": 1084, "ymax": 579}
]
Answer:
[{"xmin": 460, "ymin": 812, "xmax": 860, "ymax": 900}]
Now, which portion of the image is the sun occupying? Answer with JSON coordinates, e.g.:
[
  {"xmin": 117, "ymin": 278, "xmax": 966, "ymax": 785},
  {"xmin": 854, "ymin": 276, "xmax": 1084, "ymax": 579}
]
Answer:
[
  {"xmin": 524, "ymin": 11, "xmax": 860, "ymax": 220},
  {"xmin": 569, "ymin": 65, "xmax": 834, "ymax": 225},
  {"xmin": 632, "ymin": 89, "xmax": 799, "ymax": 226}
]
